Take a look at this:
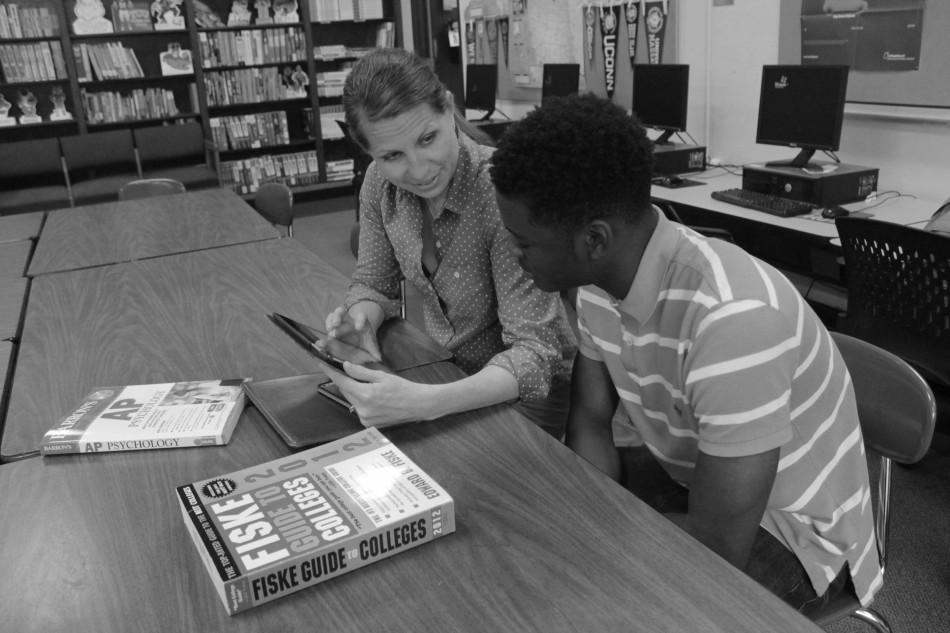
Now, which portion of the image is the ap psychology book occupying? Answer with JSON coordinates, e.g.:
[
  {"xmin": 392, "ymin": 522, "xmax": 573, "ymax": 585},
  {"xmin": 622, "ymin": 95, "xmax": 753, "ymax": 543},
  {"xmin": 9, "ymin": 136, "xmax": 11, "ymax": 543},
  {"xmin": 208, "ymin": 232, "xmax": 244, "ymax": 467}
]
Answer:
[
  {"xmin": 176, "ymin": 427, "xmax": 456, "ymax": 615},
  {"xmin": 40, "ymin": 379, "xmax": 247, "ymax": 455}
]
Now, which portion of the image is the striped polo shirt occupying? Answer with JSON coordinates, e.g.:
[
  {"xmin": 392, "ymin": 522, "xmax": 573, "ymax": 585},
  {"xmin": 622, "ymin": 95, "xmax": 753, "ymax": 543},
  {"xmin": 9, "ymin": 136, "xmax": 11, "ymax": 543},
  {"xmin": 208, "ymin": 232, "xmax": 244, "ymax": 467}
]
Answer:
[{"xmin": 576, "ymin": 210, "xmax": 882, "ymax": 605}]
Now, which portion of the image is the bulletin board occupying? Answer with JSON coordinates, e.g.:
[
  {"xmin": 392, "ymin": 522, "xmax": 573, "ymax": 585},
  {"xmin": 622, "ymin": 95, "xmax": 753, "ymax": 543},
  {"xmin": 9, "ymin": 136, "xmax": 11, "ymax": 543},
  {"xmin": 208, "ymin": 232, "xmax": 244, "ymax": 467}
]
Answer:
[{"xmin": 778, "ymin": 0, "xmax": 950, "ymax": 108}]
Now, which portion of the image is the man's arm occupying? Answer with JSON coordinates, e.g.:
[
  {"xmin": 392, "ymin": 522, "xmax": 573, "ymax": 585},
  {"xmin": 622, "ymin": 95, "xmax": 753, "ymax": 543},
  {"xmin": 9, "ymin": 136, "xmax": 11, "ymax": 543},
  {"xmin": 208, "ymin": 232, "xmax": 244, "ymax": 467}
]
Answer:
[
  {"xmin": 669, "ymin": 448, "xmax": 780, "ymax": 570},
  {"xmin": 565, "ymin": 353, "xmax": 621, "ymax": 479}
]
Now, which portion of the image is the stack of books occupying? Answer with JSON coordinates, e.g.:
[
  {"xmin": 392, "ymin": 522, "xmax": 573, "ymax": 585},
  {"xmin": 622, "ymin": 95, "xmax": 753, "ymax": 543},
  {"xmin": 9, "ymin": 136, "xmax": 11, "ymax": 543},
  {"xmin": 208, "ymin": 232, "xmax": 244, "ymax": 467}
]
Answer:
[{"xmin": 0, "ymin": 3, "xmax": 60, "ymax": 38}]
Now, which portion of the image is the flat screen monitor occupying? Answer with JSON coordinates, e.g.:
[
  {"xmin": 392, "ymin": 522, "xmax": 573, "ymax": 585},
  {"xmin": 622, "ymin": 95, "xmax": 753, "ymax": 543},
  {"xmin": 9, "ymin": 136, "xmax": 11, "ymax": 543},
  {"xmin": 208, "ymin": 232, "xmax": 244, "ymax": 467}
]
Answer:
[
  {"xmin": 755, "ymin": 64, "xmax": 850, "ymax": 169},
  {"xmin": 466, "ymin": 64, "xmax": 497, "ymax": 121},
  {"xmin": 632, "ymin": 64, "xmax": 689, "ymax": 145},
  {"xmin": 542, "ymin": 64, "xmax": 580, "ymax": 103}
]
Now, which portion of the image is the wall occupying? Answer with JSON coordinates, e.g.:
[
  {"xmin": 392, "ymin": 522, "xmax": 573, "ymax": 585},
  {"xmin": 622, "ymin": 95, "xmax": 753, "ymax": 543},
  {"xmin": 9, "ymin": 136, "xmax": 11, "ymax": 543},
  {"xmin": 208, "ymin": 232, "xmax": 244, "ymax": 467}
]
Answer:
[
  {"xmin": 441, "ymin": 1, "xmax": 950, "ymax": 203},
  {"xmin": 692, "ymin": 0, "xmax": 950, "ymax": 202}
]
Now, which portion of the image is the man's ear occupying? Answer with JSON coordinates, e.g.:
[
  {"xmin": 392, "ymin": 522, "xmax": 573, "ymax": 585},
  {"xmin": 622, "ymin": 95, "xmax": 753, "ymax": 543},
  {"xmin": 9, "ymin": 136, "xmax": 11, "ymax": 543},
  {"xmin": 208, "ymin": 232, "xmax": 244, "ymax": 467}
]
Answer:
[{"xmin": 582, "ymin": 219, "xmax": 612, "ymax": 260}]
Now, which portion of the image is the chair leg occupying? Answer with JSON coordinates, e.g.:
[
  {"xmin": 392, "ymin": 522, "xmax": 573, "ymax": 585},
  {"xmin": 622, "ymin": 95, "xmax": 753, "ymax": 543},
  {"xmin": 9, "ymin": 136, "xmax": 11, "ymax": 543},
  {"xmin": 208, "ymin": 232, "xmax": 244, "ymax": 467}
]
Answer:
[{"xmin": 851, "ymin": 607, "xmax": 891, "ymax": 633}]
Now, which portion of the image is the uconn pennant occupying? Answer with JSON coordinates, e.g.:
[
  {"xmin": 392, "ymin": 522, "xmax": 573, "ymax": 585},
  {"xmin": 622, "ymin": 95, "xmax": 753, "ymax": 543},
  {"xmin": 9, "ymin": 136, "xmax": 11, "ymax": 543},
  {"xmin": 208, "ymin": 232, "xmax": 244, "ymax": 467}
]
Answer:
[{"xmin": 600, "ymin": 5, "xmax": 620, "ymax": 99}]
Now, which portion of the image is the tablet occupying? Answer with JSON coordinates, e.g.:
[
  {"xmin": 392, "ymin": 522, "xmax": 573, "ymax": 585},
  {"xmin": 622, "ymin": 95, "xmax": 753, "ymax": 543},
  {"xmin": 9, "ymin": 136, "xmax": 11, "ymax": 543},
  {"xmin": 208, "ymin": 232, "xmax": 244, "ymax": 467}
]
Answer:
[{"xmin": 269, "ymin": 312, "xmax": 389, "ymax": 374}]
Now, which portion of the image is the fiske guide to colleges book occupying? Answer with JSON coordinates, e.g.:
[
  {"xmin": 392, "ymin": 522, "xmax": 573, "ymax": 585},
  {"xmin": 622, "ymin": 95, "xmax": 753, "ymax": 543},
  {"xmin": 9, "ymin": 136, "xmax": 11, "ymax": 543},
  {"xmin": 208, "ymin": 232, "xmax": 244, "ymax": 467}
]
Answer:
[
  {"xmin": 40, "ymin": 379, "xmax": 247, "ymax": 455},
  {"xmin": 176, "ymin": 427, "xmax": 456, "ymax": 615}
]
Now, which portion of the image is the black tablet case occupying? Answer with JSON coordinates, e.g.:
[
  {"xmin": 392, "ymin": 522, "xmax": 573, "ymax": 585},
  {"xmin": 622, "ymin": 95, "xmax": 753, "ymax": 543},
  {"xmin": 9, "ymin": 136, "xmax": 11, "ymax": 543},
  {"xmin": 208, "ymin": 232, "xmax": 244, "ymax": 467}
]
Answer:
[{"xmin": 246, "ymin": 318, "xmax": 453, "ymax": 448}]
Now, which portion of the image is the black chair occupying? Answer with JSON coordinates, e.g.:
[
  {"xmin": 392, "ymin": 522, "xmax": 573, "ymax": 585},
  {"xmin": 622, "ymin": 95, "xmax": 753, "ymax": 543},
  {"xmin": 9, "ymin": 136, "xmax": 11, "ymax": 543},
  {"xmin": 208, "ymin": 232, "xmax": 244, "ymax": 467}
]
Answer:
[
  {"xmin": 653, "ymin": 199, "xmax": 736, "ymax": 243},
  {"xmin": 133, "ymin": 122, "xmax": 220, "ymax": 191},
  {"xmin": 809, "ymin": 332, "xmax": 936, "ymax": 632},
  {"xmin": 254, "ymin": 182, "xmax": 294, "ymax": 237},
  {"xmin": 835, "ymin": 216, "xmax": 950, "ymax": 431},
  {"xmin": 118, "ymin": 178, "xmax": 186, "ymax": 201},
  {"xmin": 60, "ymin": 129, "xmax": 141, "ymax": 207},
  {"xmin": 0, "ymin": 138, "xmax": 71, "ymax": 214}
]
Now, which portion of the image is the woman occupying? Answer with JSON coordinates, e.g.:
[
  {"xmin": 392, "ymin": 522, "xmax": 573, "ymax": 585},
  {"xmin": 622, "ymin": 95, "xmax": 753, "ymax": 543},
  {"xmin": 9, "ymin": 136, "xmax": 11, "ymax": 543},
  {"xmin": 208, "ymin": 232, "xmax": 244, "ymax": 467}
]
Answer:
[{"xmin": 322, "ymin": 48, "xmax": 574, "ymax": 437}]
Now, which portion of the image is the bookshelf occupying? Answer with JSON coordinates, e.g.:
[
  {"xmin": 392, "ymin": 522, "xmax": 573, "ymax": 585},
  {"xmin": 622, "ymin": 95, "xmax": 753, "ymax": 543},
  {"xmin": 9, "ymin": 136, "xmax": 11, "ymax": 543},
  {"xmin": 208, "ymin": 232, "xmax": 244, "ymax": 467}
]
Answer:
[{"xmin": 0, "ymin": 0, "xmax": 403, "ymax": 197}]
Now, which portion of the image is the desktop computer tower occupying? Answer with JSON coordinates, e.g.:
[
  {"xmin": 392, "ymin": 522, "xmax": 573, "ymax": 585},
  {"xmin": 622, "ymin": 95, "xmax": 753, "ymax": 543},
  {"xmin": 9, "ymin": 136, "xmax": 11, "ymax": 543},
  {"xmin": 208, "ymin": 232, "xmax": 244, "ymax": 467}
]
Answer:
[
  {"xmin": 741, "ymin": 162, "xmax": 879, "ymax": 206},
  {"xmin": 653, "ymin": 143, "xmax": 707, "ymax": 174}
]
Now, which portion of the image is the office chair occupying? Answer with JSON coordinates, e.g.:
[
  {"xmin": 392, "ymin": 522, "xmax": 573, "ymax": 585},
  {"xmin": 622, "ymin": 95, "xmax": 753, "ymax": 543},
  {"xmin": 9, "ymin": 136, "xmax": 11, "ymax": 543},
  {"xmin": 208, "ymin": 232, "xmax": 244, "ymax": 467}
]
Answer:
[
  {"xmin": 254, "ymin": 182, "xmax": 295, "ymax": 237},
  {"xmin": 653, "ymin": 200, "xmax": 736, "ymax": 243},
  {"xmin": 809, "ymin": 332, "xmax": 936, "ymax": 633},
  {"xmin": 835, "ymin": 216, "xmax": 950, "ymax": 430},
  {"xmin": 118, "ymin": 178, "xmax": 186, "ymax": 201}
]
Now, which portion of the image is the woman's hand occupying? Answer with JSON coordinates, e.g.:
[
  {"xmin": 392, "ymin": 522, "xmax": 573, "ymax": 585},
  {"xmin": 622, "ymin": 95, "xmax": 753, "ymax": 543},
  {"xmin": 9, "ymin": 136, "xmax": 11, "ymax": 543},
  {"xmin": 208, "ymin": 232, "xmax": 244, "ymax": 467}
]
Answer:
[
  {"xmin": 324, "ymin": 305, "xmax": 382, "ymax": 362},
  {"xmin": 321, "ymin": 362, "xmax": 434, "ymax": 428}
]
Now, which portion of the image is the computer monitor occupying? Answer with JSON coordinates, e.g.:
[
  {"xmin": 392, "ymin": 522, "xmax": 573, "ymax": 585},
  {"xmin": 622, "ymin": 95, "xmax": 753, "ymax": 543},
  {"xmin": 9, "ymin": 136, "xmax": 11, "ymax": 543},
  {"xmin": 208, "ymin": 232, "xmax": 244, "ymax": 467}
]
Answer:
[
  {"xmin": 542, "ymin": 64, "xmax": 580, "ymax": 103},
  {"xmin": 755, "ymin": 65, "xmax": 849, "ymax": 169},
  {"xmin": 465, "ymin": 64, "xmax": 497, "ymax": 121},
  {"xmin": 632, "ymin": 64, "xmax": 689, "ymax": 145}
]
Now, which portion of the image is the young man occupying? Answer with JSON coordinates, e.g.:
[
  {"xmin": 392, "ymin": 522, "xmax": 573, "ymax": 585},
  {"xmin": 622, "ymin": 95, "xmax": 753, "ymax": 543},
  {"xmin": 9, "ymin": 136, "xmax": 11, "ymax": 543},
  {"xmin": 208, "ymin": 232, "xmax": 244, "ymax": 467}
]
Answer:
[{"xmin": 489, "ymin": 93, "xmax": 881, "ymax": 614}]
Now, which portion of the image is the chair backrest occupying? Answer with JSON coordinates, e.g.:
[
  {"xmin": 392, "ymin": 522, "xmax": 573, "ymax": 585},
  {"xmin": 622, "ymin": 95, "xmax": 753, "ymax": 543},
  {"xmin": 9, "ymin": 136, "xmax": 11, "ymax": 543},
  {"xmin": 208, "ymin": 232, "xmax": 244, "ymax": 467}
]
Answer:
[
  {"xmin": 118, "ymin": 178, "xmax": 186, "ymax": 201},
  {"xmin": 133, "ymin": 122, "xmax": 206, "ymax": 168},
  {"xmin": 60, "ymin": 129, "xmax": 138, "ymax": 180},
  {"xmin": 652, "ymin": 199, "xmax": 736, "ymax": 243},
  {"xmin": 830, "ymin": 331, "xmax": 936, "ymax": 572},
  {"xmin": 254, "ymin": 182, "xmax": 294, "ymax": 236},
  {"xmin": 0, "ymin": 138, "xmax": 64, "ymax": 183},
  {"xmin": 835, "ymin": 216, "xmax": 950, "ymax": 388}
]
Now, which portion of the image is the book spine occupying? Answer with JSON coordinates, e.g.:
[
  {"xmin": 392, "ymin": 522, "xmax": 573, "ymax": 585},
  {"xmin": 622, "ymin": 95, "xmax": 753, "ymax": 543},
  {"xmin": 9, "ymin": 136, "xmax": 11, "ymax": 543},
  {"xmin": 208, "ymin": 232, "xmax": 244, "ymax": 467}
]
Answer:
[
  {"xmin": 230, "ymin": 499, "xmax": 455, "ymax": 614},
  {"xmin": 42, "ymin": 433, "xmax": 227, "ymax": 455}
]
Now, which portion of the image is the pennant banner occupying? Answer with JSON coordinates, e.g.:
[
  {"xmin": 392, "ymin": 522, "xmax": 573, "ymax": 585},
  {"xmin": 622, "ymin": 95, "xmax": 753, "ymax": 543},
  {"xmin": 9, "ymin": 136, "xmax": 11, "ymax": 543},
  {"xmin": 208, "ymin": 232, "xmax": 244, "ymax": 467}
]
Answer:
[
  {"xmin": 625, "ymin": 1, "xmax": 640, "ymax": 65},
  {"xmin": 465, "ymin": 20, "xmax": 476, "ymax": 65},
  {"xmin": 599, "ymin": 4, "xmax": 620, "ymax": 99},
  {"xmin": 585, "ymin": 5, "xmax": 596, "ymax": 62},
  {"xmin": 499, "ymin": 17, "xmax": 509, "ymax": 67},
  {"xmin": 485, "ymin": 18, "xmax": 498, "ymax": 64},
  {"xmin": 643, "ymin": 0, "xmax": 669, "ymax": 64}
]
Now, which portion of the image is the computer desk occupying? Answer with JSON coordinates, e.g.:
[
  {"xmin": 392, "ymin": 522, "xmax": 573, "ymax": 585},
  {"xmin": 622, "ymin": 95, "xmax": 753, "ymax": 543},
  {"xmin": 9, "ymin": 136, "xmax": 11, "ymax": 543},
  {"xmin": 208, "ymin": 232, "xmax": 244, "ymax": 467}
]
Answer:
[
  {"xmin": 653, "ymin": 169, "xmax": 939, "ymax": 289},
  {"xmin": 28, "ymin": 188, "xmax": 279, "ymax": 276},
  {"xmin": 0, "ymin": 213, "xmax": 824, "ymax": 632}
]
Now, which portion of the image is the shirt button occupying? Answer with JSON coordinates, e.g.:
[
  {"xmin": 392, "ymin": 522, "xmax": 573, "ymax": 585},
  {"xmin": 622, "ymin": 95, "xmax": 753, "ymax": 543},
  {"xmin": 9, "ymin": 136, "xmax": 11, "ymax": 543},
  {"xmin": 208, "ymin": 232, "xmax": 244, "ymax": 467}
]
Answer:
[{"xmin": 436, "ymin": 241, "xmax": 442, "ymax": 248}]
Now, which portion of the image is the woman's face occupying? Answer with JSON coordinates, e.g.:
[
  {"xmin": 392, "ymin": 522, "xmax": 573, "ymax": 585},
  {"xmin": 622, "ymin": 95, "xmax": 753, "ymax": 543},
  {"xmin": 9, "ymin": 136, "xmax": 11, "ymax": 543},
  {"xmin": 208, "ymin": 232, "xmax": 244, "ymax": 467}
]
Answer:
[{"xmin": 358, "ymin": 101, "xmax": 459, "ymax": 200}]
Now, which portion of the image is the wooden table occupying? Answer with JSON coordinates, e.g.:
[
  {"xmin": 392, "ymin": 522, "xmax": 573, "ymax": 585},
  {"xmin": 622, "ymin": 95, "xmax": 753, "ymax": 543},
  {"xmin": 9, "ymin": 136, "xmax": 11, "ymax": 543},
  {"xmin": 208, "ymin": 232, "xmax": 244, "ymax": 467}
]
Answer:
[
  {"xmin": 0, "ymin": 277, "xmax": 28, "ymax": 341},
  {"xmin": 2, "ymin": 239, "xmax": 349, "ymax": 458},
  {"xmin": 0, "ymin": 370, "xmax": 822, "ymax": 633},
  {"xmin": 0, "ymin": 217, "xmax": 823, "ymax": 632},
  {"xmin": 0, "ymin": 239, "xmax": 33, "ymax": 279},
  {"xmin": 0, "ymin": 339, "xmax": 11, "ymax": 395},
  {"xmin": 27, "ymin": 188, "xmax": 279, "ymax": 276},
  {"xmin": 0, "ymin": 211, "xmax": 44, "ymax": 244}
]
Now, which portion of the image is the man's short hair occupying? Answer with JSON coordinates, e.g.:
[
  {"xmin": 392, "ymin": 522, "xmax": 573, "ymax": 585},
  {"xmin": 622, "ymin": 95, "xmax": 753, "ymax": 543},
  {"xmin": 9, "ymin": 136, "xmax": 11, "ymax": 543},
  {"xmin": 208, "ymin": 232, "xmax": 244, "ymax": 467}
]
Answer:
[{"xmin": 490, "ymin": 93, "xmax": 655, "ymax": 231}]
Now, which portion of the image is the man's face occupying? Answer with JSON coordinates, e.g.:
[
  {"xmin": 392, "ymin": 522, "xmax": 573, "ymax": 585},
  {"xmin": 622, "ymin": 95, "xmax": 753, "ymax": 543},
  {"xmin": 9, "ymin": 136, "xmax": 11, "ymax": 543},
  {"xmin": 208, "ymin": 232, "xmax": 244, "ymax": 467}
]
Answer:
[{"xmin": 496, "ymin": 191, "xmax": 587, "ymax": 293}]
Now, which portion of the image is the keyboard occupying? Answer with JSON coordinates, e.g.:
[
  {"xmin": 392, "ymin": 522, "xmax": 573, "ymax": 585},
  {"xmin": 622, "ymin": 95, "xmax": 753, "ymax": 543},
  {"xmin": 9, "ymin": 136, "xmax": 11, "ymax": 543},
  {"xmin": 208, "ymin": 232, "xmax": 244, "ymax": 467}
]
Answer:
[{"xmin": 710, "ymin": 188, "xmax": 815, "ymax": 217}]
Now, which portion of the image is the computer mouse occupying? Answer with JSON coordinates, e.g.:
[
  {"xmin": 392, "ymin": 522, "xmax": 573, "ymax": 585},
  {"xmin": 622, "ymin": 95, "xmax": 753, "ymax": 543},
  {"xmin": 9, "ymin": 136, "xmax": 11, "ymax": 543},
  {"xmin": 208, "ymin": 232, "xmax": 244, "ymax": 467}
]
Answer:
[
  {"xmin": 821, "ymin": 206, "xmax": 850, "ymax": 219},
  {"xmin": 665, "ymin": 175, "xmax": 685, "ymax": 187}
]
